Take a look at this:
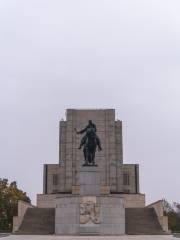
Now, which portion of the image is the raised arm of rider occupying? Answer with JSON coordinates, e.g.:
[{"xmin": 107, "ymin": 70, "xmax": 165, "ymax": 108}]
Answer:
[{"xmin": 76, "ymin": 126, "xmax": 87, "ymax": 134}]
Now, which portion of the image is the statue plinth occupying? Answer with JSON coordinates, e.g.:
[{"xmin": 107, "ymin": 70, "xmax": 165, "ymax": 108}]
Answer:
[
  {"xmin": 82, "ymin": 163, "xmax": 98, "ymax": 167},
  {"xmin": 80, "ymin": 166, "xmax": 100, "ymax": 196}
]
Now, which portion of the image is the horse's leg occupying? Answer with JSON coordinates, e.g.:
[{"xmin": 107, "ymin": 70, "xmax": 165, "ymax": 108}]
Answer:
[
  {"xmin": 93, "ymin": 147, "xmax": 96, "ymax": 165},
  {"xmin": 86, "ymin": 149, "xmax": 89, "ymax": 165},
  {"xmin": 83, "ymin": 148, "xmax": 88, "ymax": 165},
  {"xmin": 92, "ymin": 152, "xmax": 95, "ymax": 165},
  {"xmin": 90, "ymin": 152, "xmax": 93, "ymax": 165},
  {"xmin": 90, "ymin": 147, "xmax": 94, "ymax": 165},
  {"xmin": 92, "ymin": 153, "xmax": 94, "ymax": 165},
  {"xmin": 88, "ymin": 151, "xmax": 91, "ymax": 165}
]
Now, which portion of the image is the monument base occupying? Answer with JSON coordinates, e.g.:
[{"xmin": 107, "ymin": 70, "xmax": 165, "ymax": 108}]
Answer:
[
  {"xmin": 55, "ymin": 167, "xmax": 125, "ymax": 235},
  {"xmin": 55, "ymin": 196, "xmax": 125, "ymax": 235}
]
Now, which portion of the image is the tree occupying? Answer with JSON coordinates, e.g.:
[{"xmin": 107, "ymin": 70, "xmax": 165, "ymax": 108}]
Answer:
[
  {"xmin": 0, "ymin": 178, "xmax": 31, "ymax": 231},
  {"xmin": 173, "ymin": 202, "xmax": 180, "ymax": 217},
  {"xmin": 163, "ymin": 199, "xmax": 180, "ymax": 232}
]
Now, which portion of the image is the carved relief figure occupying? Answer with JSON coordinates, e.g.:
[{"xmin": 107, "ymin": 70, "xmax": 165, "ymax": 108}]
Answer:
[{"xmin": 80, "ymin": 200, "xmax": 100, "ymax": 224}]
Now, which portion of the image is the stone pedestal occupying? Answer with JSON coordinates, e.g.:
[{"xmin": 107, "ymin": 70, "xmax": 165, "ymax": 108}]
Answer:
[
  {"xmin": 55, "ymin": 166, "xmax": 125, "ymax": 235},
  {"xmin": 55, "ymin": 196, "xmax": 125, "ymax": 235},
  {"xmin": 80, "ymin": 166, "xmax": 100, "ymax": 196}
]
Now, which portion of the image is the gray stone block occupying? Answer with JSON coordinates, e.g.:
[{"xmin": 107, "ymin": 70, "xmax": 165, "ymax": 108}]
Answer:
[
  {"xmin": 80, "ymin": 166, "xmax": 100, "ymax": 196},
  {"xmin": 55, "ymin": 197, "xmax": 79, "ymax": 235},
  {"xmin": 55, "ymin": 224, "xmax": 79, "ymax": 235},
  {"xmin": 79, "ymin": 226, "xmax": 100, "ymax": 235},
  {"xmin": 80, "ymin": 184, "xmax": 100, "ymax": 196},
  {"xmin": 100, "ymin": 224, "xmax": 125, "ymax": 235}
]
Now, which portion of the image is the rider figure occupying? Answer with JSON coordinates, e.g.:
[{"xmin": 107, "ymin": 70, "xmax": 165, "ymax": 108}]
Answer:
[{"xmin": 75, "ymin": 120, "xmax": 102, "ymax": 150}]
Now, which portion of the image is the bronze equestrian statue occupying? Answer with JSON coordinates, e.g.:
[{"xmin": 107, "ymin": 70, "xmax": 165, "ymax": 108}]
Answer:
[{"xmin": 74, "ymin": 120, "xmax": 102, "ymax": 166}]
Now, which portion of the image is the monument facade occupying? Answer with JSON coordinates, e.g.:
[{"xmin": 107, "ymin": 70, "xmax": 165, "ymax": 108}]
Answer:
[
  {"xmin": 13, "ymin": 109, "xmax": 169, "ymax": 235},
  {"xmin": 43, "ymin": 109, "xmax": 139, "ymax": 196}
]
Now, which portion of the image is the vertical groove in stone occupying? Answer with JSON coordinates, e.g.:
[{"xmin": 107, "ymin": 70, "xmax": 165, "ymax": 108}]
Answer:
[
  {"xmin": 105, "ymin": 110, "xmax": 110, "ymax": 186},
  {"xmin": 43, "ymin": 164, "xmax": 47, "ymax": 194}
]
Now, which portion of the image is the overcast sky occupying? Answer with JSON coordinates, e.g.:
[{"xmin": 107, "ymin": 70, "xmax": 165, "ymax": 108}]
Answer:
[{"xmin": 0, "ymin": 0, "xmax": 180, "ymax": 205}]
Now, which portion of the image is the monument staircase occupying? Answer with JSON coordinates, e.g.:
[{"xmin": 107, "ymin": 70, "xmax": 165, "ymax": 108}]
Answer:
[
  {"xmin": 15, "ymin": 208, "xmax": 55, "ymax": 235},
  {"xmin": 16, "ymin": 206, "xmax": 167, "ymax": 235},
  {"xmin": 125, "ymin": 207, "xmax": 166, "ymax": 235}
]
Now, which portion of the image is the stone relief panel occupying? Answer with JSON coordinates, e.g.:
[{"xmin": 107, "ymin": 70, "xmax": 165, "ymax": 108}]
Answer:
[{"xmin": 80, "ymin": 197, "xmax": 100, "ymax": 225}]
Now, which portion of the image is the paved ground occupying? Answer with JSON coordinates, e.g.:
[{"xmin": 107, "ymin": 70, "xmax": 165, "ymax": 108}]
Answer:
[
  {"xmin": 0, "ymin": 235, "xmax": 177, "ymax": 240},
  {"xmin": 0, "ymin": 234, "xmax": 10, "ymax": 239}
]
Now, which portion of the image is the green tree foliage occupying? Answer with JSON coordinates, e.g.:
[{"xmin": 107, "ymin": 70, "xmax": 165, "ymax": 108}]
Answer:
[
  {"xmin": 0, "ymin": 178, "xmax": 31, "ymax": 231},
  {"xmin": 163, "ymin": 199, "xmax": 180, "ymax": 232}
]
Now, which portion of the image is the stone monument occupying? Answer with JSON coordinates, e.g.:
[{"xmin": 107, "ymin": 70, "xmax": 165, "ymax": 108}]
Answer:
[{"xmin": 13, "ymin": 109, "xmax": 169, "ymax": 235}]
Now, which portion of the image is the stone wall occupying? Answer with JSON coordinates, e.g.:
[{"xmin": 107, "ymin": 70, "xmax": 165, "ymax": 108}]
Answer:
[
  {"xmin": 117, "ymin": 164, "xmax": 139, "ymax": 193},
  {"xmin": 55, "ymin": 196, "xmax": 80, "ymax": 235},
  {"xmin": 43, "ymin": 164, "xmax": 65, "ymax": 194},
  {"xmin": 37, "ymin": 193, "xmax": 145, "ymax": 209},
  {"xmin": 37, "ymin": 194, "xmax": 57, "ymax": 208},
  {"xmin": 147, "ymin": 200, "xmax": 169, "ymax": 233},
  {"xmin": 121, "ymin": 193, "xmax": 145, "ymax": 208},
  {"xmin": 100, "ymin": 196, "xmax": 125, "ymax": 235},
  {"xmin": 13, "ymin": 200, "xmax": 34, "ymax": 232}
]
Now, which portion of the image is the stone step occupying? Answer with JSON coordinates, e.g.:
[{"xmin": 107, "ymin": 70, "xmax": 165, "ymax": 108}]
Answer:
[
  {"xmin": 125, "ymin": 207, "xmax": 166, "ymax": 235},
  {"xmin": 16, "ymin": 208, "xmax": 55, "ymax": 235}
]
